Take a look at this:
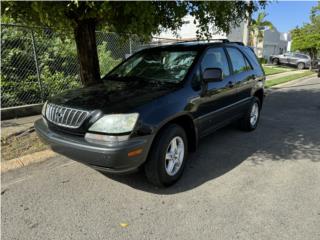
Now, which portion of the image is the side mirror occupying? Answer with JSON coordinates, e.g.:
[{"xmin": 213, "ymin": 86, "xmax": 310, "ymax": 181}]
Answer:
[{"xmin": 202, "ymin": 68, "xmax": 223, "ymax": 82}]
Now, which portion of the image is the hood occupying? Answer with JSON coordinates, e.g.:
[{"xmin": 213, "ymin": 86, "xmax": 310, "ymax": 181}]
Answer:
[{"xmin": 49, "ymin": 80, "xmax": 178, "ymax": 113}]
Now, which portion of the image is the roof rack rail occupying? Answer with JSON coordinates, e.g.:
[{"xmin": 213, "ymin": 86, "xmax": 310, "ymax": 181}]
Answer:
[
  {"xmin": 174, "ymin": 38, "xmax": 230, "ymax": 44},
  {"xmin": 229, "ymin": 41, "xmax": 245, "ymax": 46}
]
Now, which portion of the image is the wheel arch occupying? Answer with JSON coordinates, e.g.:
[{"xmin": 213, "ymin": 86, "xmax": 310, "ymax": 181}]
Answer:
[
  {"xmin": 253, "ymin": 88, "xmax": 264, "ymax": 106},
  {"xmin": 152, "ymin": 114, "xmax": 198, "ymax": 153}
]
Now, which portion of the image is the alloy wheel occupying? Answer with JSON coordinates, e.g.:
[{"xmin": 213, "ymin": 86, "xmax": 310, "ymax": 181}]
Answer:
[
  {"xmin": 250, "ymin": 102, "xmax": 259, "ymax": 127},
  {"xmin": 165, "ymin": 136, "xmax": 185, "ymax": 176}
]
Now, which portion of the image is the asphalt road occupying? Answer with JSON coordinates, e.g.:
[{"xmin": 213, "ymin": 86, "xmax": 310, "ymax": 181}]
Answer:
[{"xmin": 2, "ymin": 76, "xmax": 320, "ymax": 240}]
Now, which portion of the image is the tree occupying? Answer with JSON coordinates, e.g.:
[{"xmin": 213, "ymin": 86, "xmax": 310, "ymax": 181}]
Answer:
[
  {"xmin": 291, "ymin": 2, "xmax": 320, "ymax": 64},
  {"xmin": 2, "ymin": 1, "xmax": 266, "ymax": 87},
  {"xmin": 249, "ymin": 12, "xmax": 274, "ymax": 49}
]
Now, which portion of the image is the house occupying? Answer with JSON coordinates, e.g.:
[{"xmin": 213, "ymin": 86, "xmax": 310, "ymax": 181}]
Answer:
[
  {"xmin": 155, "ymin": 15, "xmax": 248, "ymax": 43},
  {"xmin": 253, "ymin": 28, "xmax": 290, "ymax": 60},
  {"xmin": 154, "ymin": 15, "xmax": 289, "ymax": 61}
]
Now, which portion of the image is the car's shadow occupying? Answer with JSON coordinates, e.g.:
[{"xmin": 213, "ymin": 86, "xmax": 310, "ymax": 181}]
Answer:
[{"xmin": 101, "ymin": 88, "xmax": 320, "ymax": 194}]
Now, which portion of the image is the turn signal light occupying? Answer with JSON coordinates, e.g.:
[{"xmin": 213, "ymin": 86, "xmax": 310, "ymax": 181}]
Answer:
[{"xmin": 128, "ymin": 148, "xmax": 143, "ymax": 157}]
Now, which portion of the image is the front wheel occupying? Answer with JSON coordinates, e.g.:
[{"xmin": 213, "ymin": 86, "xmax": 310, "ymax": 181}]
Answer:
[
  {"xmin": 297, "ymin": 62, "xmax": 305, "ymax": 70},
  {"xmin": 144, "ymin": 124, "xmax": 188, "ymax": 187},
  {"xmin": 239, "ymin": 97, "xmax": 261, "ymax": 131}
]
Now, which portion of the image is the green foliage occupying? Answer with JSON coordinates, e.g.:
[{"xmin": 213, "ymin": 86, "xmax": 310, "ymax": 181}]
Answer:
[
  {"xmin": 258, "ymin": 58, "xmax": 267, "ymax": 64},
  {"xmin": 97, "ymin": 42, "xmax": 121, "ymax": 76},
  {"xmin": 1, "ymin": 25, "xmax": 121, "ymax": 107},
  {"xmin": 249, "ymin": 12, "xmax": 274, "ymax": 46},
  {"xmin": 2, "ymin": 1, "xmax": 266, "ymax": 40},
  {"xmin": 291, "ymin": 2, "xmax": 320, "ymax": 60},
  {"xmin": 2, "ymin": 1, "xmax": 267, "ymax": 86}
]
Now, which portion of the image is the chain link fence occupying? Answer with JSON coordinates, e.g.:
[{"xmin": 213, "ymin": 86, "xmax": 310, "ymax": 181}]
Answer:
[{"xmin": 1, "ymin": 23, "xmax": 179, "ymax": 109}]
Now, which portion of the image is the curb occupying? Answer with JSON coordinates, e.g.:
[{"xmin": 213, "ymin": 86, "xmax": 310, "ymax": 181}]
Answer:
[
  {"xmin": 1, "ymin": 149, "xmax": 56, "ymax": 173},
  {"xmin": 1, "ymin": 103, "xmax": 43, "ymax": 120}
]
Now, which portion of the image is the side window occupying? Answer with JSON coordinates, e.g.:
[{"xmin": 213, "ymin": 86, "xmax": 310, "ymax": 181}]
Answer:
[
  {"xmin": 244, "ymin": 57, "xmax": 253, "ymax": 71},
  {"xmin": 226, "ymin": 47, "xmax": 249, "ymax": 74},
  {"xmin": 201, "ymin": 48, "xmax": 230, "ymax": 78}
]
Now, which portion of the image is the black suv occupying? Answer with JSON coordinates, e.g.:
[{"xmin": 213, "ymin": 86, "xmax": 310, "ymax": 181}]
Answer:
[{"xmin": 35, "ymin": 40, "xmax": 265, "ymax": 187}]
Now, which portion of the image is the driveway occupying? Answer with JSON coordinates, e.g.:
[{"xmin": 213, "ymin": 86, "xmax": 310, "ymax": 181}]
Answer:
[{"xmin": 2, "ymin": 76, "xmax": 320, "ymax": 240}]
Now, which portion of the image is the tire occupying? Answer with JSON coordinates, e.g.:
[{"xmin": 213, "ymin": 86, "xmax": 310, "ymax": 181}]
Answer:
[
  {"xmin": 297, "ymin": 62, "xmax": 305, "ymax": 70},
  {"xmin": 272, "ymin": 58, "xmax": 279, "ymax": 65},
  {"xmin": 144, "ymin": 124, "xmax": 188, "ymax": 187},
  {"xmin": 239, "ymin": 97, "xmax": 261, "ymax": 131}
]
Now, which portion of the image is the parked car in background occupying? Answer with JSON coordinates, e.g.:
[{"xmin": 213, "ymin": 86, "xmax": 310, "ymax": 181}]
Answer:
[
  {"xmin": 35, "ymin": 40, "xmax": 265, "ymax": 187},
  {"xmin": 270, "ymin": 52, "xmax": 311, "ymax": 70}
]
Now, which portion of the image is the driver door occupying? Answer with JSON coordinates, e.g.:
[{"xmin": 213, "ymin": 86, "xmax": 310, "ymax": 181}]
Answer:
[{"xmin": 195, "ymin": 47, "xmax": 238, "ymax": 137}]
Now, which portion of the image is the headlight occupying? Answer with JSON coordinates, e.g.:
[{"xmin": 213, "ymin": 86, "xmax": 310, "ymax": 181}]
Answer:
[
  {"xmin": 88, "ymin": 113, "xmax": 139, "ymax": 134},
  {"xmin": 42, "ymin": 101, "xmax": 48, "ymax": 117}
]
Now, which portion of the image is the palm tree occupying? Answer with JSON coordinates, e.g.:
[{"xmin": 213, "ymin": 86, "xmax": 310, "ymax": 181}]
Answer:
[{"xmin": 249, "ymin": 12, "xmax": 275, "ymax": 51}]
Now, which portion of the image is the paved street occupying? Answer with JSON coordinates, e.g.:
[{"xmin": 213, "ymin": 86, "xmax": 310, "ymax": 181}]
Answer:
[{"xmin": 2, "ymin": 76, "xmax": 320, "ymax": 240}]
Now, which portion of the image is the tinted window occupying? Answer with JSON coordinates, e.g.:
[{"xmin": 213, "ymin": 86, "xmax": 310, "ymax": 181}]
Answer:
[
  {"xmin": 295, "ymin": 54, "xmax": 309, "ymax": 59},
  {"xmin": 201, "ymin": 48, "xmax": 230, "ymax": 78},
  {"xmin": 226, "ymin": 48, "xmax": 248, "ymax": 74},
  {"xmin": 244, "ymin": 57, "xmax": 253, "ymax": 70}
]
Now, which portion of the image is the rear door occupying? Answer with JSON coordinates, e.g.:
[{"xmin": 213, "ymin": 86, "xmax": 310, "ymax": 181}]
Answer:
[{"xmin": 288, "ymin": 53, "xmax": 300, "ymax": 65}]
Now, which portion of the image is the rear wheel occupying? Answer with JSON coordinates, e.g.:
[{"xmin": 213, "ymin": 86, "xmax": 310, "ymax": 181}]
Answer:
[
  {"xmin": 144, "ymin": 124, "xmax": 188, "ymax": 187},
  {"xmin": 239, "ymin": 97, "xmax": 261, "ymax": 131},
  {"xmin": 297, "ymin": 62, "xmax": 305, "ymax": 70}
]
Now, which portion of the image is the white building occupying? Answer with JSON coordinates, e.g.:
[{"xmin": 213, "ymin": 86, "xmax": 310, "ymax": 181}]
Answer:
[
  {"xmin": 254, "ymin": 28, "xmax": 290, "ymax": 59},
  {"xmin": 155, "ymin": 15, "xmax": 289, "ymax": 60},
  {"xmin": 156, "ymin": 15, "xmax": 247, "ymax": 43}
]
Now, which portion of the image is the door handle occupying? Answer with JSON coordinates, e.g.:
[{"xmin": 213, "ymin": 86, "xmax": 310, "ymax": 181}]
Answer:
[{"xmin": 227, "ymin": 81, "xmax": 234, "ymax": 88}]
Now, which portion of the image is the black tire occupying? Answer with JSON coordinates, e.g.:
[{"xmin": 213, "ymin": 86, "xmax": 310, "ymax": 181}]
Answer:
[
  {"xmin": 272, "ymin": 58, "xmax": 279, "ymax": 65},
  {"xmin": 297, "ymin": 62, "xmax": 305, "ymax": 70},
  {"xmin": 144, "ymin": 124, "xmax": 188, "ymax": 187},
  {"xmin": 239, "ymin": 97, "xmax": 261, "ymax": 131}
]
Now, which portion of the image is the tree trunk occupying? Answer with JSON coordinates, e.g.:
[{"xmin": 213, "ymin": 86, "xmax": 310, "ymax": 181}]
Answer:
[{"xmin": 74, "ymin": 20, "xmax": 101, "ymax": 87}]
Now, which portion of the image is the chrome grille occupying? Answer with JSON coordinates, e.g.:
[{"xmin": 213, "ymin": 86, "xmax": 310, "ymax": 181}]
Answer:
[{"xmin": 45, "ymin": 103, "xmax": 90, "ymax": 128}]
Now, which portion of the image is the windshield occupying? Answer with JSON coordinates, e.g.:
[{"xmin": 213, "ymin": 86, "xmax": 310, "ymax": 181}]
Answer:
[{"xmin": 105, "ymin": 50, "xmax": 198, "ymax": 83}]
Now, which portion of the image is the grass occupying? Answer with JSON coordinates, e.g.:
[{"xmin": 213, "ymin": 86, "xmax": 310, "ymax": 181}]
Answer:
[
  {"xmin": 1, "ymin": 131, "xmax": 48, "ymax": 161},
  {"xmin": 263, "ymin": 65, "xmax": 294, "ymax": 76},
  {"xmin": 266, "ymin": 71, "xmax": 315, "ymax": 88}
]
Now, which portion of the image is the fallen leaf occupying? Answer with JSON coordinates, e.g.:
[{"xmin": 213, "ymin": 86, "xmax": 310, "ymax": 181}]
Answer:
[{"xmin": 120, "ymin": 223, "xmax": 128, "ymax": 228}]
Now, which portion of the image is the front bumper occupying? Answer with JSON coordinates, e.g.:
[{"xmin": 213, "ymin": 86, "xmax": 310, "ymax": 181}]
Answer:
[{"xmin": 34, "ymin": 119, "xmax": 152, "ymax": 173}]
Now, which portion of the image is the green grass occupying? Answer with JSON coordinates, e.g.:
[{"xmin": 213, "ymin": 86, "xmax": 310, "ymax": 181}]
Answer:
[
  {"xmin": 266, "ymin": 71, "xmax": 315, "ymax": 88},
  {"xmin": 263, "ymin": 65, "xmax": 293, "ymax": 76}
]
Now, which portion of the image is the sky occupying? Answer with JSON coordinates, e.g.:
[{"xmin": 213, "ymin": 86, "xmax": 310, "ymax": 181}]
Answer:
[{"xmin": 254, "ymin": 1, "xmax": 318, "ymax": 33}]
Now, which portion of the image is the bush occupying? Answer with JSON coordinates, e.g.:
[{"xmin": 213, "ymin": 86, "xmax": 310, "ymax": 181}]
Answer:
[
  {"xmin": 258, "ymin": 58, "xmax": 267, "ymax": 64},
  {"xmin": 1, "ymin": 26, "xmax": 122, "ymax": 107}
]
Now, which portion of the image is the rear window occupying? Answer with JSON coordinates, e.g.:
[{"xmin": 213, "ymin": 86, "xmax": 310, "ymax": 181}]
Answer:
[
  {"xmin": 295, "ymin": 54, "xmax": 309, "ymax": 59},
  {"xmin": 226, "ymin": 47, "xmax": 248, "ymax": 74},
  {"xmin": 244, "ymin": 48, "xmax": 259, "ymax": 65}
]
